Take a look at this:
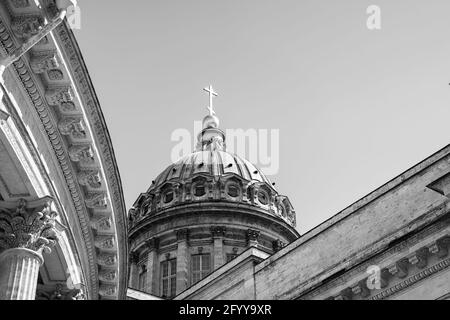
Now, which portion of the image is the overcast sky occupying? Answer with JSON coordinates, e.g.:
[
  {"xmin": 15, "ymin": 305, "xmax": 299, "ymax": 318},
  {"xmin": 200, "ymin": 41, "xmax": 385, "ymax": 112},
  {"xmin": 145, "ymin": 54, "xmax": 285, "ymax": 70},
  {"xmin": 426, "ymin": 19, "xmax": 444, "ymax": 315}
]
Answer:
[{"xmin": 74, "ymin": 0, "xmax": 450, "ymax": 234}]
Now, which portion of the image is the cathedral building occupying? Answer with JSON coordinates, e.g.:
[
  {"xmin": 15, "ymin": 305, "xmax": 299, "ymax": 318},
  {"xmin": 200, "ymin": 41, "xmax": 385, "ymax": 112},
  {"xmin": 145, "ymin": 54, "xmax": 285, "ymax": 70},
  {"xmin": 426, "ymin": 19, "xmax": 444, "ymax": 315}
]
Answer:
[
  {"xmin": 127, "ymin": 85, "xmax": 450, "ymax": 300},
  {"xmin": 128, "ymin": 104, "xmax": 299, "ymax": 298},
  {"xmin": 127, "ymin": 91, "xmax": 450, "ymax": 300},
  {"xmin": 171, "ymin": 144, "xmax": 450, "ymax": 300},
  {"xmin": 0, "ymin": 0, "xmax": 449, "ymax": 302}
]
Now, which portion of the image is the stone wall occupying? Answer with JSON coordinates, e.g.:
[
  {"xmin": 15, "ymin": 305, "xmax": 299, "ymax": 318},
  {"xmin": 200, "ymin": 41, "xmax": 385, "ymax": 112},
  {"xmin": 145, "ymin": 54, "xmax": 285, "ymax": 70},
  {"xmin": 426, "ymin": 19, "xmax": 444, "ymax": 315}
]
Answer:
[
  {"xmin": 172, "ymin": 145, "xmax": 450, "ymax": 300},
  {"xmin": 253, "ymin": 145, "xmax": 450, "ymax": 300}
]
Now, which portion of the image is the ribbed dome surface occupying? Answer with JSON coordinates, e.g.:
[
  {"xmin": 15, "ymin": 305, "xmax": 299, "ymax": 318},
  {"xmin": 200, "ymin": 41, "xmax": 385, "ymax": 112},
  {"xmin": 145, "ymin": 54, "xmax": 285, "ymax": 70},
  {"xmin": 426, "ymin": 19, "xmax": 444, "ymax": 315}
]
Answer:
[
  {"xmin": 130, "ymin": 102, "xmax": 297, "ymax": 231},
  {"xmin": 150, "ymin": 150, "xmax": 273, "ymax": 190}
]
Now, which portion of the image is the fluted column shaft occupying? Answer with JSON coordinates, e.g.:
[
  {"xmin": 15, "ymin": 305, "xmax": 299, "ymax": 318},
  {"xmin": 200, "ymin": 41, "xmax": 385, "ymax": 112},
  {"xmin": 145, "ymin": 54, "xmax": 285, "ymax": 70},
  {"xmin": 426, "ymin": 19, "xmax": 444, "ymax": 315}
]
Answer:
[
  {"xmin": 0, "ymin": 197, "xmax": 59, "ymax": 301},
  {"xmin": 176, "ymin": 229, "xmax": 189, "ymax": 294},
  {"xmin": 0, "ymin": 248, "xmax": 44, "ymax": 300},
  {"xmin": 211, "ymin": 227, "xmax": 226, "ymax": 270},
  {"xmin": 129, "ymin": 257, "xmax": 139, "ymax": 290},
  {"xmin": 145, "ymin": 238, "xmax": 159, "ymax": 294}
]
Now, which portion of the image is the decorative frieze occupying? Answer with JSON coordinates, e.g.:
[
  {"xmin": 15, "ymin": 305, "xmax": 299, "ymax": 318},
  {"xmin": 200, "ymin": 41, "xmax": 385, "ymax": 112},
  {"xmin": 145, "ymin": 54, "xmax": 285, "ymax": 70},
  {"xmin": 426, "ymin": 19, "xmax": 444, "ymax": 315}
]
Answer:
[
  {"xmin": 47, "ymin": 69, "xmax": 64, "ymax": 80},
  {"xmin": 69, "ymin": 144, "xmax": 95, "ymax": 164},
  {"xmin": 351, "ymin": 280, "xmax": 370, "ymax": 298},
  {"xmin": 78, "ymin": 170, "xmax": 102, "ymax": 189},
  {"xmin": 95, "ymin": 217, "xmax": 113, "ymax": 232},
  {"xmin": 99, "ymin": 284, "xmax": 117, "ymax": 298},
  {"xmin": 11, "ymin": 15, "xmax": 44, "ymax": 39},
  {"xmin": 95, "ymin": 236, "xmax": 115, "ymax": 250},
  {"xmin": 0, "ymin": 197, "xmax": 58, "ymax": 253},
  {"xmin": 60, "ymin": 101, "xmax": 77, "ymax": 113},
  {"xmin": 136, "ymin": 157, "xmax": 296, "ymax": 228},
  {"xmin": 407, "ymin": 247, "xmax": 429, "ymax": 269},
  {"xmin": 211, "ymin": 226, "xmax": 226, "ymax": 238},
  {"xmin": 387, "ymin": 258, "xmax": 409, "ymax": 278},
  {"xmin": 98, "ymin": 270, "xmax": 117, "ymax": 283},
  {"xmin": 97, "ymin": 253, "xmax": 117, "ymax": 267},
  {"xmin": 369, "ymin": 258, "xmax": 450, "ymax": 300},
  {"xmin": 45, "ymin": 86, "xmax": 74, "ymax": 106},
  {"xmin": 432, "ymin": 237, "xmax": 449, "ymax": 258},
  {"xmin": 325, "ymin": 234, "xmax": 450, "ymax": 300},
  {"xmin": 59, "ymin": 117, "xmax": 87, "ymax": 139},
  {"xmin": 30, "ymin": 52, "xmax": 59, "ymax": 74},
  {"xmin": 85, "ymin": 193, "xmax": 108, "ymax": 209}
]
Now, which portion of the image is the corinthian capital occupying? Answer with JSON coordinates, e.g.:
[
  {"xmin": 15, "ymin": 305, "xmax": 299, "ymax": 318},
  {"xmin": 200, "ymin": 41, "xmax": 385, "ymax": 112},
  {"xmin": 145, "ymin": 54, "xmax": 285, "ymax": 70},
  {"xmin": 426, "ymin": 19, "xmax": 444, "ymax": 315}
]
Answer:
[{"xmin": 0, "ymin": 197, "xmax": 58, "ymax": 254}]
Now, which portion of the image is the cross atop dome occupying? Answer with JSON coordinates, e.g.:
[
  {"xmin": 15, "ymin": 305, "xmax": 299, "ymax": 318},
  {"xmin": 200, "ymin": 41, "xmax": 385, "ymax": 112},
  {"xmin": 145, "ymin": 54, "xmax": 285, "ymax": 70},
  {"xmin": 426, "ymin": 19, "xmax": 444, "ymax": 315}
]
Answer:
[
  {"xmin": 198, "ymin": 85, "xmax": 225, "ymax": 151},
  {"xmin": 203, "ymin": 85, "xmax": 218, "ymax": 116}
]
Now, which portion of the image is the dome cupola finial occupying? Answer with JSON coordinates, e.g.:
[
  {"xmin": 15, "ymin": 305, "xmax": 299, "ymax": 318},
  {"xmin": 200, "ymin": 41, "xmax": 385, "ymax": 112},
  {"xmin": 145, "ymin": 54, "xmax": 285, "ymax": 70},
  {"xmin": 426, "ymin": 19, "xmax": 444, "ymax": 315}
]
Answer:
[
  {"xmin": 196, "ymin": 85, "xmax": 226, "ymax": 151},
  {"xmin": 202, "ymin": 85, "xmax": 220, "ymax": 129}
]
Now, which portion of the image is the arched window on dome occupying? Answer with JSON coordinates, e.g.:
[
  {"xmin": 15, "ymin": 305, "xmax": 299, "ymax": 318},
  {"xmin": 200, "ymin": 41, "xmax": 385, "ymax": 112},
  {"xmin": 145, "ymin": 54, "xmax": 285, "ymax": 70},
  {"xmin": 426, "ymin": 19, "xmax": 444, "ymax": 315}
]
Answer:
[
  {"xmin": 160, "ymin": 184, "xmax": 175, "ymax": 205},
  {"xmin": 227, "ymin": 185, "xmax": 239, "ymax": 198},
  {"xmin": 192, "ymin": 177, "xmax": 207, "ymax": 198},
  {"xmin": 163, "ymin": 190, "xmax": 174, "ymax": 203},
  {"xmin": 257, "ymin": 189, "xmax": 270, "ymax": 205},
  {"xmin": 225, "ymin": 179, "xmax": 242, "ymax": 199},
  {"xmin": 194, "ymin": 184, "xmax": 206, "ymax": 197}
]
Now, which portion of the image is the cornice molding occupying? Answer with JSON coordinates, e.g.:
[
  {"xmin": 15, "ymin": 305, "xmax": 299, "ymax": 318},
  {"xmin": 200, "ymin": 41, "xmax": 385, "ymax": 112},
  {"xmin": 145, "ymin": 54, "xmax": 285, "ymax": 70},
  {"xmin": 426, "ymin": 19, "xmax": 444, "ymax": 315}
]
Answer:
[
  {"xmin": 272, "ymin": 200, "xmax": 450, "ymax": 300},
  {"xmin": 54, "ymin": 20, "xmax": 128, "ymax": 300},
  {"xmin": 298, "ymin": 216, "xmax": 450, "ymax": 300},
  {"xmin": 368, "ymin": 257, "xmax": 450, "ymax": 300},
  {"xmin": 129, "ymin": 201, "xmax": 299, "ymax": 242}
]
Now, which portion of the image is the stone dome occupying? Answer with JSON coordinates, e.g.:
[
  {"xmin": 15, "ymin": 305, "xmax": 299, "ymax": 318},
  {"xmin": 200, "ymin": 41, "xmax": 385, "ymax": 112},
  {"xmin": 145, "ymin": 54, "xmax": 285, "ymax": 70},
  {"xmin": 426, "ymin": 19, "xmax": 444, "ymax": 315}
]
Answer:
[
  {"xmin": 150, "ymin": 150, "xmax": 274, "ymax": 191},
  {"xmin": 130, "ymin": 150, "xmax": 296, "ymax": 228},
  {"xmin": 127, "ymin": 95, "xmax": 299, "ymax": 298},
  {"xmin": 128, "ymin": 112, "xmax": 297, "ymax": 228}
]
